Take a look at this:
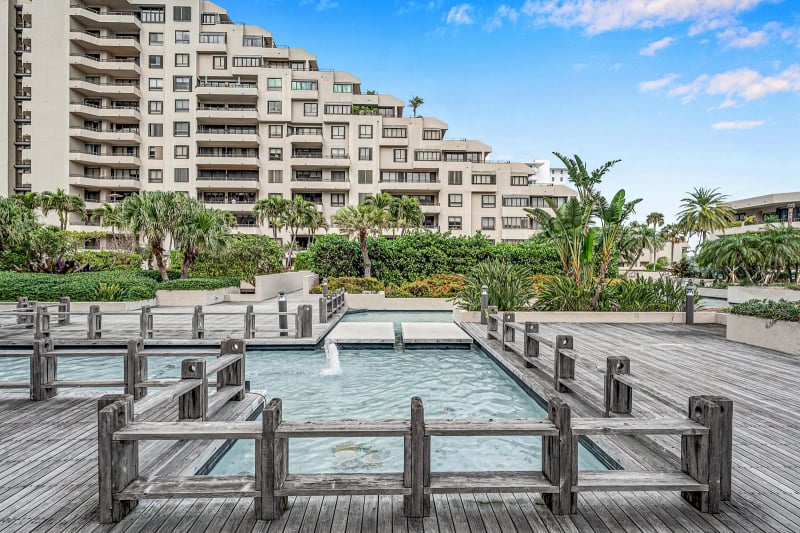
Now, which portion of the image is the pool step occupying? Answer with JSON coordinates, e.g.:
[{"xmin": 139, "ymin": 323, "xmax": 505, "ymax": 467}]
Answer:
[
  {"xmin": 326, "ymin": 322, "xmax": 395, "ymax": 345},
  {"xmin": 401, "ymin": 322, "xmax": 472, "ymax": 346}
]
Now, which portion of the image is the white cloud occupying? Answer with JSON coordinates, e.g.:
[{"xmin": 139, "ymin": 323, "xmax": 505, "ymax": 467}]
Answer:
[
  {"xmin": 638, "ymin": 74, "xmax": 681, "ymax": 92},
  {"xmin": 712, "ymin": 120, "xmax": 765, "ymax": 130},
  {"xmin": 520, "ymin": 0, "xmax": 768, "ymax": 35},
  {"xmin": 300, "ymin": 0, "xmax": 339, "ymax": 10},
  {"xmin": 717, "ymin": 23, "xmax": 779, "ymax": 48},
  {"xmin": 446, "ymin": 3, "xmax": 474, "ymax": 25},
  {"xmin": 572, "ymin": 62, "xmax": 589, "ymax": 72},
  {"xmin": 484, "ymin": 5, "xmax": 518, "ymax": 31},
  {"xmin": 668, "ymin": 65, "xmax": 800, "ymax": 106},
  {"xmin": 640, "ymin": 37, "xmax": 676, "ymax": 56}
]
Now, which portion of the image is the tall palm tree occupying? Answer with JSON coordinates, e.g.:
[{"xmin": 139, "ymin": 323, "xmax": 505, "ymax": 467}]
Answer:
[
  {"xmin": 120, "ymin": 191, "xmax": 185, "ymax": 281},
  {"xmin": 252, "ymin": 196, "xmax": 288, "ymax": 240},
  {"xmin": 659, "ymin": 223, "xmax": 685, "ymax": 264},
  {"xmin": 39, "ymin": 188, "xmax": 86, "ymax": 230},
  {"xmin": 306, "ymin": 209, "xmax": 328, "ymax": 242},
  {"xmin": 697, "ymin": 233, "xmax": 764, "ymax": 283},
  {"xmin": 173, "ymin": 200, "xmax": 234, "ymax": 279},
  {"xmin": 390, "ymin": 195, "xmax": 423, "ymax": 235},
  {"xmin": 14, "ymin": 191, "xmax": 40, "ymax": 211},
  {"xmin": 645, "ymin": 212, "xmax": 665, "ymax": 264},
  {"xmin": 760, "ymin": 224, "xmax": 800, "ymax": 283},
  {"xmin": 619, "ymin": 222, "xmax": 663, "ymax": 275},
  {"xmin": 408, "ymin": 96, "xmax": 424, "ymax": 117},
  {"xmin": 332, "ymin": 204, "xmax": 384, "ymax": 278},
  {"xmin": 363, "ymin": 192, "xmax": 395, "ymax": 233},
  {"xmin": 90, "ymin": 203, "xmax": 126, "ymax": 250},
  {"xmin": 282, "ymin": 197, "xmax": 318, "ymax": 269},
  {"xmin": 677, "ymin": 187, "xmax": 735, "ymax": 244}
]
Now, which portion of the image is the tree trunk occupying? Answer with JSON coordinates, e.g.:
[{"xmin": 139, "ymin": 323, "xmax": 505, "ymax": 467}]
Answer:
[
  {"xmin": 271, "ymin": 218, "xmax": 278, "ymax": 240},
  {"xmin": 180, "ymin": 251, "xmax": 193, "ymax": 279},
  {"xmin": 623, "ymin": 250, "xmax": 643, "ymax": 276},
  {"xmin": 60, "ymin": 212, "xmax": 67, "ymax": 231},
  {"xmin": 360, "ymin": 231, "xmax": 371, "ymax": 278},
  {"xmin": 154, "ymin": 251, "xmax": 168, "ymax": 281},
  {"xmin": 589, "ymin": 252, "xmax": 610, "ymax": 311},
  {"xmin": 670, "ymin": 240, "xmax": 675, "ymax": 264}
]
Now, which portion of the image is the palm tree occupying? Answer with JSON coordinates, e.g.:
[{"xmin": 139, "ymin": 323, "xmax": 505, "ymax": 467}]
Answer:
[
  {"xmin": 363, "ymin": 192, "xmax": 395, "ymax": 233},
  {"xmin": 697, "ymin": 233, "xmax": 764, "ymax": 283},
  {"xmin": 390, "ymin": 195, "xmax": 423, "ymax": 235},
  {"xmin": 619, "ymin": 222, "xmax": 663, "ymax": 275},
  {"xmin": 677, "ymin": 187, "xmax": 735, "ymax": 244},
  {"xmin": 252, "ymin": 196, "xmax": 288, "ymax": 240},
  {"xmin": 592, "ymin": 190, "xmax": 641, "ymax": 309},
  {"xmin": 173, "ymin": 200, "xmax": 234, "ymax": 279},
  {"xmin": 120, "ymin": 191, "xmax": 185, "ymax": 281},
  {"xmin": 645, "ymin": 212, "xmax": 665, "ymax": 264},
  {"xmin": 759, "ymin": 224, "xmax": 800, "ymax": 283},
  {"xmin": 39, "ymin": 188, "xmax": 86, "ymax": 230},
  {"xmin": 332, "ymin": 204, "xmax": 384, "ymax": 278},
  {"xmin": 659, "ymin": 223, "xmax": 685, "ymax": 264},
  {"xmin": 14, "ymin": 191, "xmax": 40, "ymax": 211},
  {"xmin": 90, "ymin": 203, "xmax": 126, "ymax": 250},
  {"xmin": 0, "ymin": 195, "xmax": 38, "ymax": 251},
  {"xmin": 282, "ymin": 197, "xmax": 318, "ymax": 269},
  {"xmin": 408, "ymin": 96, "xmax": 424, "ymax": 117},
  {"xmin": 306, "ymin": 209, "xmax": 328, "ymax": 242}
]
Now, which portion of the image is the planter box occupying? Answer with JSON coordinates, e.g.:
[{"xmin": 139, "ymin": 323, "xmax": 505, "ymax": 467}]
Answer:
[
  {"xmin": 156, "ymin": 287, "xmax": 238, "ymax": 306},
  {"xmin": 728, "ymin": 286, "xmax": 800, "ymax": 305},
  {"xmin": 345, "ymin": 292, "xmax": 453, "ymax": 311},
  {"xmin": 453, "ymin": 309, "xmax": 719, "ymax": 324},
  {"xmin": 726, "ymin": 314, "xmax": 800, "ymax": 355},
  {"xmin": 225, "ymin": 271, "xmax": 315, "ymax": 302}
]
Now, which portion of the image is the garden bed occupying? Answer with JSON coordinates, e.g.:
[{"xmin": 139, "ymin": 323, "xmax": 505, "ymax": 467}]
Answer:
[
  {"xmin": 345, "ymin": 292, "xmax": 453, "ymax": 311},
  {"xmin": 726, "ymin": 314, "xmax": 800, "ymax": 355},
  {"xmin": 453, "ymin": 309, "xmax": 721, "ymax": 324},
  {"xmin": 727, "ymin": 286, "xmax": 800, "ymax": 304}
]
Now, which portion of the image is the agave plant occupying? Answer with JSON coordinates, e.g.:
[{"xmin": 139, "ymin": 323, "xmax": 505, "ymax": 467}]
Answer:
[
  {"xmin": 453, "ymin": 260, "xmax": 537, "ymax": 311},
  {"xmin": 94, "ymin": 282, "xmax": 126, "ymax": 302}
]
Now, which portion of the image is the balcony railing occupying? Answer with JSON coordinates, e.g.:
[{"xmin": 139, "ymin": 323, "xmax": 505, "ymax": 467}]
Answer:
[
  {"xmin": 69, "ymin": 5, "xmax": 141, "ymax": 18},
  {"xmin": 291, "ymin": 153, "xmax": 348, "ymax": 159},
  {"xmin": 201, "ymin": 199, "xmax": 257, "ymax": 205},
  {"xmin": 70, "ymin": 77, "xmax": 140, "ymax": 88},
  {"xmin": 70, "ymin": 54, "xmax": 140, "ymax": 65},
  {"xmin": 70, "ymin": 174, "xmax": 140, "ymax": 181},
  {"xmin": 197, "ymin": 151, "xmax": 259, "ymax": 158},
  {"xmin": 71, "ymin": 101, "xmax": 140, "ymax": 111},
  {"xmin": 73, "ymin": 126, "xmax": 141, "ymax": 134},
  {"xmin": 72, "ymin": 31, "xmax": 140, "ymax": 42},
  {"xmin": 196, "ymin": 80, "xmax": 257, "ymax": 89},
  {"xmin": 197, "ymin": 128, "xmax": 257, "ymax": 135},
  {"xmin": 69, "ymin": 150, "xmax": 140, "ymax": 157},
  {"xmin": 197, "ymin": 105, "xmax": 257, "ymax": 112},
  {"xmin": 197, "ymin": 175, "xmax": 259, "ymax": 182},
  {"xmin": 291, "ymin": 177, "xmax": 349, "ymax": 183}
]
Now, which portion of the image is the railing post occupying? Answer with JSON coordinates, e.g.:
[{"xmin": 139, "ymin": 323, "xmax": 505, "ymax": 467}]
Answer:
[
  {"xmin": 97, "ymin": 394, "xmax": 137, "ymax": 524},
  {"xmin": 245, "ymin": 304, "xmax": 255, "ymax": 339},
  {"xmin": 501, "ymin": 311, "xmax": 515, "ymax": 350},
  {"xmin": 686, "ymin": 284, "xmax": 695, "ymax": 325},
  {"xmin": 139, "ymin": 305, "xmax": 153, "ymax": 339},
  {"xmin": 486, "ymin": 305, "xmax": 498, "ymax": 338},
  {"xmin": 178, "ymin": 359, "xmax": 207, "ymax": 420},
  {"xmin": 257, "ymin": 398, "xmax": 287, "ymax": 520},
  {"xmin": 542, "ymin": 396, "xmax": 575, "ymax": 515},
  {"xmin": 524, "ymin": 322, "xmax": 539, "ymax": 364},
  {"xmin": 124, "ymin": 337, "xmax": 147, "ymax": 400},
  {"xmin": 58, "ymin": 297, "xmax": 71, "ymax": 326},
  {"xmin": 604, "ymin": 356, "xmax": 632, "ymax": 417},
  {"xmin": 404, "ymin": 396, "xmax": 429, "ymax": 517},
  {"xmin": 689, "ymin": 395, "xmax": 733, "ymax": 502},
  {"xmin": 192, "ymin": 305, "xmax": 205, "ymax": 339},
  {"xmin": 322, "ymin": 278, "xmax": 329, "ymax": 299},
  {"xmin": 87, "ymin": 305, "xmax": 102, "ymax": 339},
  {"xmin": 16, "ymin": 297, "xmax": 28, "ymax": 325},
  {"xmin": 30, "ymin": 338, "xmax": 55, "ymax": 401},
  {"xmin": 219, "ymin": 338, "xmax": 246, "ymax": 401},
  {"xmin": 278, "ymin": 292, "xmax": 288, "ymax": 337},
  {"xmin": 681, "ymin": 397, "xmax": 722, "ymax": 513},
  {"xmin": 479, "ymin": 285, "xmax": 489, "ymax": 325},
  {"xmin": 318, "ymin": 297, "xmax": 328, "ymax": 324},
  {"xmin": 553, "ymin": 335, "xmax": 574, "ymax": 392},
  {"xmin": 295, "ymin": 304, "xmax": 312, "ymax": 338},
  {"xmin": 34, "ymin": 304, "xmax": 50, "ymax": 340}
]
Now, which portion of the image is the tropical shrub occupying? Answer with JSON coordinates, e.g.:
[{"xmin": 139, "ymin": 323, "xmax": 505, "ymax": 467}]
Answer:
[
  {"xmin": 534, "ymin": 276, "xmax": 696, "ymax": 312},
  {"xmin": 0, "ymin": 271, "xmax": 158, "ymax": 301},
  {"xmin": 453, "ymin": 260, "xmax": 538, "ymax": 311},
  {"xmin": 394, "ymin": 274, "xmax": 465, "ymax": 298},
  {"xmin": 293, "ymin": 252, "xmax": 312, "ymax": 271},
  {"xmin": 310, "ymin": 276, "xmax": 384, "ymax": 294},
  {"xmin": 157, "ymin": 277, "xmax": 240, "ymax": 291},
  {"xmin": 67, "ymin": 251, "xmax": 142, "ymax": 271},
  {"xmin": 730, "ymin": 299, "xmax": 800, "ymax": 322},
  {"xmin": 307, "ymin": 235, "xmax": 362, "ymax": 278},
  {"xmin": 94, "ymin": 283, "xmax": 126, "ymax": 302},
  {"xmin": 139, "ymin": 269, "xmax": 182, "ymax": 282},
  {"xmin": 533, "ymin": 277, "xmax": 597, "ymax": 311},
  {"xmin": 170, "ymin": 235, "xmax": 282, "ymax": 283}
]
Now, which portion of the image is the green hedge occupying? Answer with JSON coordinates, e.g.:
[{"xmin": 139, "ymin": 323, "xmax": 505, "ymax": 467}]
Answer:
[
  {"xmin": 139, "ymin": 269, "xmax": 182, "ymax": 281},
  {"xmin": 730, "ymin": 299, "xmax": 800, "ymax": 322},
  {"xmin": 66, "ymin": 250, "xmax": 142, "ymax": 271},
  {"xmin": 0, "ymin": 271, "xmax": 158, "ymax": 301},
  {"xmin": 310, "ymin": 277, "xmax": 384, "ymax": 294},
  {"xmin": 157, "ymin": 277, "xmax": 241, "ymax": 291}
]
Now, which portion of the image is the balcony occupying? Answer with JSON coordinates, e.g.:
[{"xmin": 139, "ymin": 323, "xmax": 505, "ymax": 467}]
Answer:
[
  {"xmin": 290, "ymin": 177, "xmax": 351, "ymax": 191},
  {"xmin": 420, "ymin": 203, "xmax": 442, "ymax": 214},
  {"xmin": 196, "ymin": 127, "xmax": 259, "ymax": 146},
  {"xmin": 196, "ymin": 105, "xmax": 258, "ymax": 122},
  {"xmin": 15, "ymin": 66, "xmax": 31, "ymax": 78},
  {"xmin": 196, "ymin": 152, "xmax": 260, "ymax": 168},
  {"xmin": 70, "ymin": 78, "xmax": 141, "ymax": 98},
  {"xmin": 70, "ymin": 126, "xmax": 141, "ymax": 145},
  {"xmin": 69, "ymin": 150, "xmax": 141, "ymax": 167},
  {"xmin": 379, "ymin": 136, "xmax": 409, "ymax": 147},
  {"xmin": 14, "ymin": 159, "xmax": 31, "ymax": 170},
  {"xmin": 70, "ymin": 31, "xmax": 141, "ymax": 54},
  {"xmin": 195, "ymin": 80, "xmax": 258, "ymax": 100},
  {"xmin": 14, "ymin": 135, "xmax": 31, "ymax": 147},
  {"xmin": 70, "ymin": 54, "xmax": 141, "ymax": 76},
  {"xmin": 14, "ymin": 111, "xmax": 31, "ymax": 124},
  {"xmin": 202, "ymin": 201, "xmax": 257, "ymax": 211},
  {"xmin": 69, "ymin": 6, "xmax": 141, "ymax": 29},
  {"xmin": 196, "ymin": 173, "xmax": 260, "ymax": 190},
  {"xmin": 379, "ymin": 180, "xmax": 441, "ymax": 192},
  {"xmin": 70, "ymin": 102, "xmax": 141, "ymax": 120},
  {"xmin": 69, "ymin": 174, "xmax": 142, "ymax": 190},
  {"xmin": 290, "ymin": 153, "xmax": 350, "ymax": 168}
]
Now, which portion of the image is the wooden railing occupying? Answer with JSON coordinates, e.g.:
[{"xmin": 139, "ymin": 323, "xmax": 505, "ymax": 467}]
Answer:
[
  {"xmin": 317, "ymin": 279, "xmax": 346, "ymax": 324},
  {"xmin": 0, "ymin": 337, "xmax": 246, "ymax": 403},
  {"xmin": 487, "ymin": 309, "xmax": 653, "ymax": 417},
  {"xmin": 97, "ymin": 394, "xmax": 733, "ymax": 523},
  {"xmin": 0, "ymin": 297, "xmax": 71, "ymax": 336}
]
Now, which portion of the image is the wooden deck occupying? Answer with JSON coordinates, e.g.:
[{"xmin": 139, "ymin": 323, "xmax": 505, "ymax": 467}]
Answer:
[{"xmin": 1, "ymin": 323, "xmax": 799, "ymax": 531}]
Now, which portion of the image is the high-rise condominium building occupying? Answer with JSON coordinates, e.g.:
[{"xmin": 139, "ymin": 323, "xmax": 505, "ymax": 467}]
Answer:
[{"xmin": 1, "ymin": 0, "xmax": 576, "ymax": 247}]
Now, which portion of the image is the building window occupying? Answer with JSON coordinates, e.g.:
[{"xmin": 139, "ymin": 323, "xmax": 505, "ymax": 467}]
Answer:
[
  {"xmin": 175, "ymin": 145, "xmax": 189, "ymax": 159},
  {"xmin": 331, "ymin": 148, "xmax": 346, "ymax": 159},
  {"xmin": 331, "ymin": 193, "xmax": 346, "ymax": 207},
  {"xmin": 358, "ymin": 170, "xmax": 373, "ymax": 184},
  {"xmin": 333, "ymin": 83, "xmax": 352, "ymax": 93},
  {"xmin": 149, "ymin": 78, "xmax": 163, "ymax": 91},
  {"xmin": 269, "ymin": 125, "xmax": 283, "ymax": 138},
  {"xmin": 173, "ymin": 121, "xmax": 190, "ymax": 136},
  {"xmin": 201, "ymin": 12, "xmax": 217, "ymax": 24},
  {"xmin": 199, "ymin": 32, "xmax": 226, "ymax": 43},
  {"xmin": 304, "ymin": 102, "xmax": 317, "ymax": 116},
  {"xmin": 213, "ymin": 55, "xmax": 227, "ymax": 69},
  {"xmin": 472, "ymin": 174, "xmax": 496, "ymax": 185},
  {"xmin": 173, "ymin": 76, "xmax": 191, "ymax": 91},
  {"xmin": 269, "ymin": 148, "xmax": 283, "ymax": 161},
  {"xmin": 423, "ymin": 129, "xmax": 443, "ymax": 140},
  {"xmin": 331, "ymin": 171, "xmax": 346, "ymax": 182},
  {"xmin": 174, "ymin": 99, "xmax": 190, "ymax": 112},
  {"xmin": 268, "ymin": 101, "xmax": 282, "ymax": 114},
  {"xmin": 448, "ymin": 216, "xmax": 462, "ymax": 231},
  {"xmin": 268, "ymin": 170, "xmax": 283, "ymax": 183},
  {"xmin": 233, "ymin": 56, "xmax": 261, "ymax": 67},
  {"xmin": 382, "ymin": 127, "xmax": 407, "ymax": 138},
  {"xmin": 448, "ymin": 171, "xmax": 463, "ymax": 185},
  {"xmin": 331, "ymin": 125, "xmax": 345, "ymax": 139},
  {"xmin": 503, "ymin": 196, "xmax": 530, "ymax": 207},
  {"xmin": 175, "ymin": 53, "xmax": 190, "ymax": 67},
  {"xmin": 148, "ymin": 32, "xmax": 163, "ymax": 45},
  {"xmin": 148, "ymin": 100, "xmax": 163, "ymax": 114},
  {"xmin": 141, "ymin": 7, "xmax": 165, "ymax": 23},
  {"xmin": 174, "ymin": 168, "xmax": 189, "ymax": 182},
  {"xmin": 482, "ymin": 195, "xmax": 496, "ymax": 208},
  {"xmin": 359, "ymin": 125, "xmax": 373, "ymax": 139},
  {"xmin": 243, "ymin": 35, "xmax": 265, "ymax": 47},
  {"xmin": 415, "ymin": 150, "xmax": 441, "ymax": 161},
  {"xmin": 291, "ymin": 80, "xmax": 317, "ymax": 90},
  {"xmin": 175, "ymin": 30, "xmax": 190, "ymax": 44},
  {"xmin": 448, "ymin": 194, "xmax": 462, "ymax": 207},
  {"xmin": 148, "ymin": 55, "xmax": 163, "ymax": 69},
  {"xmin": 267, "ymin": 78, "xmax": 282, "ymax": 90},
  {"xmin": 394, "ymin": 149, "xmax": 407, "ymax": 163},
  {"xmin": 511, "ymin": 175, "xmax": 529, "ymax": 186},
  {"xmin": 148, "ymin": 146, "xmax": 160, "ymax": 160},
  {"xmin": 148, "ymin": 123, "xmax": 163, "ymax": 137},
  {"xmin": 481, "ymin": 217, "xmax": 495, "ymax": 230},
  {"xmin": 503, "ymin": 217, "xmax": 530, "ymax": 229},
  {"xmin": 359, "ymin": 148, "xmax": 372, "ymax": 161},
  {"xmin": 148, "ymin": 169, "xmax": 163, "ymax": 183},
  {"xmin": 324, "ymin": 104, "xmax": 351, "ymax": 115},
  {"xmin": 173, "ymin": 6, "xmax": 191, "ymax": 21}
]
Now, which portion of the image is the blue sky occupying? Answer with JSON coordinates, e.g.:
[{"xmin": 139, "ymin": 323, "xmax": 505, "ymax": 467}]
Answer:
[{"xmin": 227, "ymin": 0, "xmax": 800, "ymax": 223}]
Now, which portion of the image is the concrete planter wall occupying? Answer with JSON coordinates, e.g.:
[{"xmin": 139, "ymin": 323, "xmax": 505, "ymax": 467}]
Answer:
[
  {"xmin": 0, "ymin": 300, "xmax": 155, "ymax": 312},
  {"xmin": 453, "ymin": 308, "xmax": 719, "ymax": 324},
  {"xmin": 226, "ymin": 271, "xmax": 315, "ymax": 302},
  {"xmin": 156, "ymin": 287, "xmax": 238, "ymax": 306},
  {"xmin": 698, "ymin": 288, "xmax": 728, "ymax": 299},
  {"xmin": 345, "ymin": 292, "xmax": 454, "ymax": 311},
  {"xmin": 727, "ymin": 286, "xmax": 800, "ymax": 304},
  {"xmin": 726, "ymin": 314, "xmax": 800, "ymax": 355}
]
